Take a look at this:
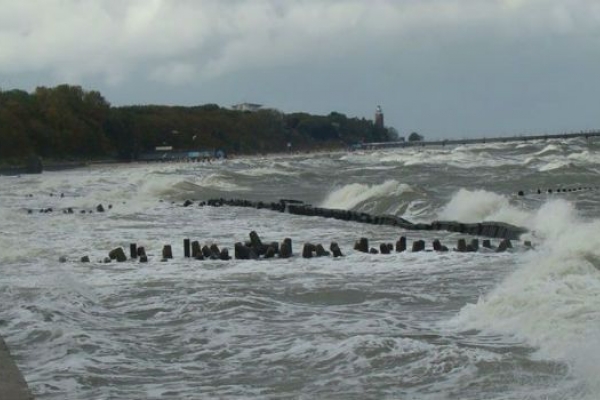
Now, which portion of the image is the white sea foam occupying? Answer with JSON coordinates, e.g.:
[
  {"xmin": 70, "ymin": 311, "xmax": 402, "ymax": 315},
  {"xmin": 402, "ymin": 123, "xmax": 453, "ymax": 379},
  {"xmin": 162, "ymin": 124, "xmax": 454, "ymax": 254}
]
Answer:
[
  {"xmin": 437, "ymin": 189, "xmax": 530, "ymax": 226},
  {"xmin": 447, "ymin": 199, "xmax": 600, "ymax": 396},
  {"xmin": 319, "ymin": 180, "xmax": 413, "ymax": 214},
  {"xmin": 2, "ymin": 142, "xmax": 597, "ymax": 399},
  {"xmin": 534, "ymin": 144, "xmax": 563, "ymax": 156},
  {"xmin": 538, "ymin": 159, "xmax": 574, "ymax": 172}
]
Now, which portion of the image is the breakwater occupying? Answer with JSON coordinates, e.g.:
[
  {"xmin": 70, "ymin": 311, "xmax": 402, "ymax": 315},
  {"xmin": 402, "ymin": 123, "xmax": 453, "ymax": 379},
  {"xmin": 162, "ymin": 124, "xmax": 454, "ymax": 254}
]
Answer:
[
  {"xmin": 192, "ymin": 198, "xmax": 527, "ymax": 240},
  {"xmin": 75, "ymin": 230, "xmax": 526, "ymax": 265}
]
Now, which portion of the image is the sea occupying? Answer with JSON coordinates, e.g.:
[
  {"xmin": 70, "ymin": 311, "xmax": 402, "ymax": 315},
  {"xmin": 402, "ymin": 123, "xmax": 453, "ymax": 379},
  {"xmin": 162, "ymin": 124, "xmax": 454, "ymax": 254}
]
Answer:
[{"xmin": 1, "ymin": 137, "xmax": 599, "ymax": 400}]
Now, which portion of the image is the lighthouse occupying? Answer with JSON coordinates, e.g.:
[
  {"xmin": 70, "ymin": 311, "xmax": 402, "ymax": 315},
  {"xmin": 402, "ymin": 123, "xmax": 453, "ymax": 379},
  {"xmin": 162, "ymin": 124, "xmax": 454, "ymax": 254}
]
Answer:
[{"xmin": 374, "ymin": 105, "xmax": 384, "ymax": 129}]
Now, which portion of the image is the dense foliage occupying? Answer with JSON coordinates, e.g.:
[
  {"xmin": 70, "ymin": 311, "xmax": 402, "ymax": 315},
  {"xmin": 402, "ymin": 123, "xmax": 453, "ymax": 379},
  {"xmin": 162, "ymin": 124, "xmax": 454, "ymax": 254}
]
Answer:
[
  {"xmin": 0, "ymin": 85, "xmax": 397, "ymax": 163},
  {"xmin": 408, "ymin": 132, "xmax": 424, "ymax": 142}
]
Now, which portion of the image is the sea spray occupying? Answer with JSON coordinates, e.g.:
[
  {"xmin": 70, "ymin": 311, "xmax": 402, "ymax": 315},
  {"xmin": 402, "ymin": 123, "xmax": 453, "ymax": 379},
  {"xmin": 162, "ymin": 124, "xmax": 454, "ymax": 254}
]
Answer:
[
  {"xmin": 438, "ymin": 188, "xmax": 529, "ymax": 226},
  {"xmin": 446, "ymin": 199, "xmax": 600, "ymax": 396},
  {"xmin": 319, "ymin": 180, "xmax": 414, "ymax": 215}
]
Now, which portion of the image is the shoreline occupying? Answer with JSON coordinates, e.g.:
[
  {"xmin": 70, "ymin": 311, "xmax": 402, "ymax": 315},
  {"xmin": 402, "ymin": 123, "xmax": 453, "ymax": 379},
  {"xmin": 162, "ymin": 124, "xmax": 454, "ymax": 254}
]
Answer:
[{"xmin": 0, "ymin": 335, "xmax": 34, "ymax": 399}]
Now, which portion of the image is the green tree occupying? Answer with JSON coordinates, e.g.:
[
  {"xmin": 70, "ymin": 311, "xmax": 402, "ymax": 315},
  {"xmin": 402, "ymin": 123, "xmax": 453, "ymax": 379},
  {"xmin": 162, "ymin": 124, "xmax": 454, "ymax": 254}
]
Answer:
[{"xmin": 408, "ymin": 132, "xmax": 424, "ymax": 142}]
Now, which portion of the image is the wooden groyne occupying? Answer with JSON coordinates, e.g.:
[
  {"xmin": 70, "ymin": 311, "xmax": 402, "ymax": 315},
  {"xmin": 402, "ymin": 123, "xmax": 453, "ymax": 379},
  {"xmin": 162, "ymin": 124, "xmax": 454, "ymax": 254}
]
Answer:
[
  {"xmin": 190, "ymin": 198, "xmax": 528, "ymax": 240},
  {"xmin": 73, "ymin": 231, "xmax": 531, "ymax": 265},
  {"xmin": 0, "ymin": 336, "xmax": 34, "ymax": 400}
]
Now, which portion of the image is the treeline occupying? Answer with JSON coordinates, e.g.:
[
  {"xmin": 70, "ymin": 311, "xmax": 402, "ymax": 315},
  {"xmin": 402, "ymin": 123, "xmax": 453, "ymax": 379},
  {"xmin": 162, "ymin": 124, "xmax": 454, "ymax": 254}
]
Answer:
[{"xmin": 0, "ymin": 85, "xmax": 397, "ymax": 163}]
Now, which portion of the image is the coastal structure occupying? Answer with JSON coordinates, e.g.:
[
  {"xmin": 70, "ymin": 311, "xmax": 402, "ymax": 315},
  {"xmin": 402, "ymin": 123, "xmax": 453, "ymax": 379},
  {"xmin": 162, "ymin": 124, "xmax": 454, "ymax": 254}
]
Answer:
[
  {"xmin": 0, "ymin": 336, "xmax": 34, "ymax": 399},
  {"xmin": 231, "ymin": 103, "xmax": 262, "ymax": 112},
  {"xmin": 374, "ymin": 105, "xmax": 384, "ymax": 129}
]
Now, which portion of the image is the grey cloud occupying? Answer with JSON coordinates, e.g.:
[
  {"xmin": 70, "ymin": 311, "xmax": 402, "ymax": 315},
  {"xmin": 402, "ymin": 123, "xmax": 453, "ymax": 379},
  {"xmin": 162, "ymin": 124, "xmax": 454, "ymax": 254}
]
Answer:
[
  {"xmin": 1, "ymin": 0, "xmax": 599, "ymax": 137},
  {"xmin": 3, "ymin": 0, "xmax": 599, "ymax": 82}
]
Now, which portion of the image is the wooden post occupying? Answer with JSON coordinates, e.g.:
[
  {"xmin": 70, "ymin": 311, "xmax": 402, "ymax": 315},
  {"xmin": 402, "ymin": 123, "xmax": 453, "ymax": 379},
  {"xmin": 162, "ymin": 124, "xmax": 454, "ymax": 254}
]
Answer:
[
  {"xmin": 162, "ymin": 245, "xmax": 173, "ymax": 259},
  {"xmin": 283, "ymin": 238, "xmax": 292, "ymax": 255},
  {"xmin": 354, "ymin": 237, "xmax": 369, "ymax": 253},
  {"xmin": 183, "ymin": 239, "xmax": 190, "ymax": 258},
  {"xmin": 109, "ymin": 247, "xmax": 127, "ymax": 262},
  {"xmin": 396, "ymin": 236, "xmax": 406, "ymax": 252},
  {"xmin": 191, "ymin": 241, "xmax": 202, "ymax": 259},
  {"xmin": 330, "ymin": 242, "xmax": 343, "ymax": 257},
  {"xmin": 411, "ymin": 240, "xmax": 425, "ymax": 252},
  {"xmin": 130, "ymin": 243, "xmax": 137, "ymax": 259}
]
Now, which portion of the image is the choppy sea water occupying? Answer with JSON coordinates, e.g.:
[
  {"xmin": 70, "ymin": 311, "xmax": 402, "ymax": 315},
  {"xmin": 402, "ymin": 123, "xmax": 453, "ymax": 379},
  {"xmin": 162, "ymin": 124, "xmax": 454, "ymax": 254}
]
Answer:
[{"xmin": 1, "ymin": 138, "xmax": 600, "ymax": 399}]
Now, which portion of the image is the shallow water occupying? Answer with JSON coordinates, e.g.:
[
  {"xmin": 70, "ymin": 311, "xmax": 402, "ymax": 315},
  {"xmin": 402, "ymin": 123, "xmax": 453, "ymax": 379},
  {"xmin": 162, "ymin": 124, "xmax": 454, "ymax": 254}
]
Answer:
[{"xmin": 1, "ymin": 138, "xmax": 600, "ymax": 399}]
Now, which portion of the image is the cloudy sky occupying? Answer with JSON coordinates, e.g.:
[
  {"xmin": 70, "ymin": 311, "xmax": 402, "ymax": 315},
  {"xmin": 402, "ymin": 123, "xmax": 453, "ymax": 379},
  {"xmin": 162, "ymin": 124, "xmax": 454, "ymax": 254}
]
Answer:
[{"xmin": 1, "ymin": 0, "xmax": 599, "ymax": 139}]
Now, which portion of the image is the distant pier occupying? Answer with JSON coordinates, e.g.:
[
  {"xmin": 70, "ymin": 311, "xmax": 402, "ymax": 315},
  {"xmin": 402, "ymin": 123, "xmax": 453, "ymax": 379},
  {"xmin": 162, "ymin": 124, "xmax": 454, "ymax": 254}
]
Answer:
[{"xmin": 357, "ymin": 130, "xmax": 600, "ymax": 150}]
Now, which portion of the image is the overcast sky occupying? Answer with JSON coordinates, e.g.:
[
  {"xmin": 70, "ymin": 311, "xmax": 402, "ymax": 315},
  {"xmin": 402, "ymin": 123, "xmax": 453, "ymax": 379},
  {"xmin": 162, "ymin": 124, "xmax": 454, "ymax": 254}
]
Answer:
[{"xmin": 1, "ymin": 0, "xmax": 599, "ymax": 139}]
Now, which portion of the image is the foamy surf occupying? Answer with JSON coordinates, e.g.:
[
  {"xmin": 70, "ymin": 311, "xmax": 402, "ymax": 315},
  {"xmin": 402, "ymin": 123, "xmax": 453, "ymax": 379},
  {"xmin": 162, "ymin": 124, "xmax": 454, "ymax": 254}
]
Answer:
[
  {"xmin": 320, "ymin": 180, "xmax": 416, "ymax": 215},
  {"xmin": 2, "ymin": 138, "xmax": 599, "ymax": 399},
  {"xmin": 446, "ymin": 199, "xmax": 600, "ymax": 398}
]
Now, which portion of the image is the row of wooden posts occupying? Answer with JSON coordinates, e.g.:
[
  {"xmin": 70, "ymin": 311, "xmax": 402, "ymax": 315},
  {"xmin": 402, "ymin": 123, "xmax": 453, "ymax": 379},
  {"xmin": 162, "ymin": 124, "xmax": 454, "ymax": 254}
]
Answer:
[
  {"xmin": 71, "ymin": 231, "xmax": 528, "ymax": 264},
  {"xmin": 517, "ymin": 186, "xmax": 599, "ymax": 196},
  {"xmin": 194, "ymin": 198, "xmax": 528, "ymax": 240},
  {"xmin": 28, "ymin": 203, "xmax": 112, "ymax": 214}
]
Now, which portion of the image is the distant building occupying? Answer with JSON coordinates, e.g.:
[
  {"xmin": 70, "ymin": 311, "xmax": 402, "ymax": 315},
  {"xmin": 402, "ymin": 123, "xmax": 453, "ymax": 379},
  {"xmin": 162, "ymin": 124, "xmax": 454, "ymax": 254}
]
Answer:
[
  {"xmin": 374, "ymin": 105, "xmax": 384, "ymax": 129},
  {"xmin": 232, "ymin": 103, "xmax": 262, "ymax": 112}
]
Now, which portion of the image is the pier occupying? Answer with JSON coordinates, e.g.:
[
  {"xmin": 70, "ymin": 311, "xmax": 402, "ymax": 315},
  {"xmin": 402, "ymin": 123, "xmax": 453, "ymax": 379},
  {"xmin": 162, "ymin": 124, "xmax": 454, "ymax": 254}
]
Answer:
[{"xmin": 356, "ymin": 130, "xmax": 600, "ymax": 150}]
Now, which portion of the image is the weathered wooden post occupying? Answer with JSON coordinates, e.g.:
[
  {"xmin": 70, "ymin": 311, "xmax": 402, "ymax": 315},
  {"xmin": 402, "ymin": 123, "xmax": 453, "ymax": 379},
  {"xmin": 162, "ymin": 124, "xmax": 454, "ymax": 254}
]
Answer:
[
  {"xmin": 469, "ymin": 239, "xmax": 479, "ymax": 252},
  {"xmin": 210, "ymin": 244, "xmax": 221, "ymax": 259},
  {"xmin": 457, "ymin": 239, "xmax": 467, "ymax": 252},
  {"xmin": 249, "ymin": 231, "xmax": 263, "ymax": 253},
  {"xmin": 283, "ymin": 238, "xmax": 292, "ymax": 255},
  {"xmin": 411, "ymin": 240, "xmax": 425, "ymax": 252},
  {"xmin": 279, "ymin": 241, "xmax": 292, "ymax": 258},
  {"xmin": 315, "ymin": 244, "xmax": 330, "ymax": 257},
  {"xmin": 183, "ymin": 239, "xmax": 190, "ymax": 258},
  {"xmin": 109, "ymin": 247, "xmax": 127, "ymax": 262},
  {"xmin": 162, "ymin": 245, "xmax": 173, "ymax": 259},
  {"xmin": 380, "ymin": 243, "xmax": 391, "ymax": 254},
  {"xmin": 191, "ymin": 241, "xmax": 202, "ymax": 259},
  {"xmin": 302, "ymin": 243, "xmax": 316, "ymax": 258},
  {"xmin": 265, "ymin": 246, "xmax": 276, "ymax": 258},
  {"xmin": 219, "ymin": 248, "xmax": 230, "ymax": 260},
  {"xmin": 130, "ymin": 243, "xmax": 137, "ymax": 259},
  {"xmin": 396, "ymin": 236, "xmax": 407, "ymax": 252},
  {"xmin": 354, "ymin": 237, "xmax": 369, "ymax": 253},
  {"xmin": 330, "ymin": 242, "xmax": 343, "ymax": 257},
  {"xmin": 496, "ymin": 239, "xmax": 511, "ymax": 252},
  {"xmin": 201, "ymin": 245, "xmax": 212, "ymax": 259}
]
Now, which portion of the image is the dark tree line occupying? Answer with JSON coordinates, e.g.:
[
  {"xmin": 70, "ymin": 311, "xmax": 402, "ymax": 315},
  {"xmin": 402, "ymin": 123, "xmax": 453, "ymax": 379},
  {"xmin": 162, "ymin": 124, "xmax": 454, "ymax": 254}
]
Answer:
[{"xmin": 0, "ymin": 85, "xmax": 398, "ymax": 164}]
